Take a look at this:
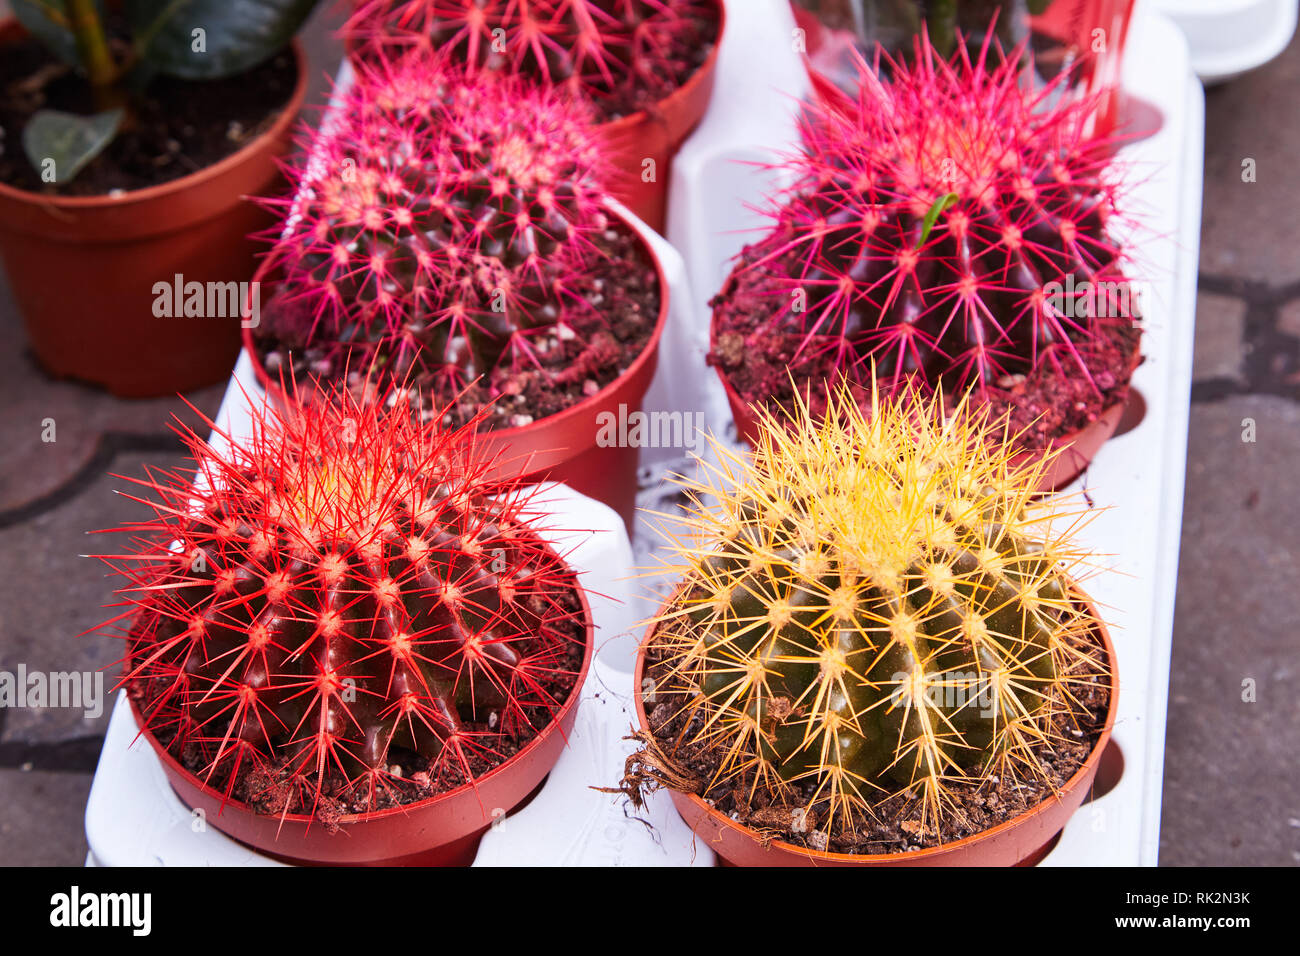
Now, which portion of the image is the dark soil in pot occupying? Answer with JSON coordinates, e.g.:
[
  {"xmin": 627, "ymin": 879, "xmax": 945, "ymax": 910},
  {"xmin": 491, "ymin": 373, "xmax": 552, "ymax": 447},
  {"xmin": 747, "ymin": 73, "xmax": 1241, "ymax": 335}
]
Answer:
[
  {"xmin": 127, "ymin": 586, "xmax": 587, "ymax": 821},
  {"xmin": 252, "ymin": 219, "xmax": 662, "ymax": 432},
  {"xmin": 0, "ymin": 21, "xmax": 298, "ymax": 195},
  {"xmin": 709, "ymin": 232, "xmax": 1143, "ymax": 454},
  {"xmin": 627, "ymin": 590, "xmax": 1112, "ymax": 857}
]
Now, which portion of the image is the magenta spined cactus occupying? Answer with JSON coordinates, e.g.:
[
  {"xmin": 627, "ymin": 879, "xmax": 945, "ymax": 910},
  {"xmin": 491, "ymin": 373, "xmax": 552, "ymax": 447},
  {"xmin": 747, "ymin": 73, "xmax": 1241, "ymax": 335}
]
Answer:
[
  {"xmin": 709, "ymin": 32, "xmax": 1142, "ymax": 454},
  {"xmin": 253, "ymin": 54, "xmax": 660, "ymax": 428},
  {"xmin": 343, "ymin": 0, "xmax": 721, "ymax": 121},
  {"xmin": 95, "ymin": 385, "xmax": 590, "ymax": 818}
]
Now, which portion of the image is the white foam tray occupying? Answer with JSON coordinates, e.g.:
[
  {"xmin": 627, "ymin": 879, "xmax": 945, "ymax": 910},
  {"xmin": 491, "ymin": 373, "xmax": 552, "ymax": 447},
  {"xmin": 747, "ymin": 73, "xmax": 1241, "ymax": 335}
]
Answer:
[
  {"xmin": 1149, "ymin": 0, "xmax": 1297, "ymax": 84},
  {"xmin": 85, "ymin": 216, "xmax": 714, "ymax": 865},
  {"xmin": 85, "ymin": 0, "xmax": 1203, "ymax": 866},
  {"xmin": 661, "ymin": 0, "xmax": 1204, "ymax": 867}
]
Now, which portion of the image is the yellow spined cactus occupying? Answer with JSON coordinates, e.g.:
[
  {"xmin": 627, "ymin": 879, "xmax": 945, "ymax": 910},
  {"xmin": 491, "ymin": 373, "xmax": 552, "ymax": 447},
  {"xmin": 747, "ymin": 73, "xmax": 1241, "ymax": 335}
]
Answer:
[{"xmin": 644, "ymin": 382, "xmax": 1110, "ymax": 831}]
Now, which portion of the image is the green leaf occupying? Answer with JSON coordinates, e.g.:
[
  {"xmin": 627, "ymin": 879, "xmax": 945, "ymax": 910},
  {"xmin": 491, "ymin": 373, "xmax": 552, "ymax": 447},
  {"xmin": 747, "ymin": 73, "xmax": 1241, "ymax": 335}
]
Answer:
[
  {"xmin": 918, "ymin": 192, "xmax": 959, "ymax": 248},
  {"xmin": 11, "ymin": 0, "xmax": 106, "ymax": 68},
  {"xmin": 22, "ymin": 108, "xmax": 123, "ymax": 185},
  {"xmin": 127, "ymin": 0, "xmax": 320, "ymax": 80}
]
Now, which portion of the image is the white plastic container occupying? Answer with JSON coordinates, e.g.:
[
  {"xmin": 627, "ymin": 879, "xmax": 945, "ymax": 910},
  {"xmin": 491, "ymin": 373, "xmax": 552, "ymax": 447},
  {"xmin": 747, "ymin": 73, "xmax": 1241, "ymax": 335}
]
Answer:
[
  {"xmin": 1149, "ymin": 0, "xmax": 1297, "ymax": 83},
  {"xmin": 85, "ymin": 216, "xmax": 715, "ymax": 867},
  {"xmin": 658, "ymin": 0, "xmax": 1204, "ymax": 866},
  {"xmin": 85, "ymin": 0, "xmax": 1203, "ymax": 866}
]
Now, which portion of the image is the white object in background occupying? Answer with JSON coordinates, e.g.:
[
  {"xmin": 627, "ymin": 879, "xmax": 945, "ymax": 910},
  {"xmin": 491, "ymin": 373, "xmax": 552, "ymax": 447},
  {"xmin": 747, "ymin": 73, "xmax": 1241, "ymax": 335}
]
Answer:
[
  {"xmin": 650, "ymin": 0, "xmax": 812, "ymax": 449},
  {"xmin": 658, "ymin": 3, "xmax": 1204, "ymax": 866},
  {"xmin": 1148, "ymin": 0, "xmax": 1297, "ymax": 83},
  {"xmin": 1040, "ymin": 8, "xmax": 1204, "ymax": 866}
]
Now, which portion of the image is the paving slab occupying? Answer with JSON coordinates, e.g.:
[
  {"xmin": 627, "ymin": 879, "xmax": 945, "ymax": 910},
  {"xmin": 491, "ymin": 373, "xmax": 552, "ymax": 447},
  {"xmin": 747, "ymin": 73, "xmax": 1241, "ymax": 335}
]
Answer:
[
  {"xmin": 0, "ymin": 452, "xmax": 197, "ymax": 745},
  {"xmin": 1160, "ymin": 395, "xmax": 1300, "ymax": 866},
  {"xmin": 1278, "ymin": 298, "xmax": 1300, "ymax": 340},
  {"xmin": 0, "ymin": 768, "xmax": 92, "ymax": 866},
  {"xmin": 1192, "ymin": 290, "xmax": 1247, "ymax": 383},
  {"xmin": 1200, "ymin": 29, "xmax": 1300, "ymax": 284}
]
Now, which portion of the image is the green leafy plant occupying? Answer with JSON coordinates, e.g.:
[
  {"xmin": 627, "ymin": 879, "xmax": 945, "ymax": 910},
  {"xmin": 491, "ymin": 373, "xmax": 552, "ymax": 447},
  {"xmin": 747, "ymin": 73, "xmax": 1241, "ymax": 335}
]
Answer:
[{"xmin": 11, "ymin": 0, "xmax": 320, "ymax": 184}]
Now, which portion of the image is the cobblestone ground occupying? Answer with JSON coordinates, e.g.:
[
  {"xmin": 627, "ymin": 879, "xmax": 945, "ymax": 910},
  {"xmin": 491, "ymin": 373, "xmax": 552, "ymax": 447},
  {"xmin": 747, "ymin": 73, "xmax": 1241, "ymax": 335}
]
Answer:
[{"xmin": 0, "ymin": 8, "xmax": 1296, "ymax": 866}]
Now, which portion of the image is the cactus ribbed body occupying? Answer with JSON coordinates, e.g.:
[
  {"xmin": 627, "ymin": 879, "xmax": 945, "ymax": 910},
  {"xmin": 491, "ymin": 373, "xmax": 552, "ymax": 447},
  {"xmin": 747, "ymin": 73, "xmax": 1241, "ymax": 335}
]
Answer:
[
  {"xmin": 258, "ymin": 55, "xmax": 609, "ymax": 390},
  {"xmin": 105, "ymin": 393, "xmax": 585, "ymax": 815},
  {"xmin": 652, "ymin": 384, "xmax": 1106, "ymax": 825},
  {"xmin": 710, "ymin": 30, "xmax": 1138, "ymax": 412},
  {"xmin": 345, "ymin": 0, "xmax": 720, "ymax": 118}
]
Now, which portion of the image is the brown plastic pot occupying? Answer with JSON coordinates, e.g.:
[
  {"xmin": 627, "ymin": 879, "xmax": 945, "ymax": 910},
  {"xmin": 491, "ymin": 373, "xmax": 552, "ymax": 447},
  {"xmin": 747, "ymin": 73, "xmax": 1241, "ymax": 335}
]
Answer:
[
  {"xmin": 593, "ymin": 0, "xmax": 726, "ymax": 233},
  {"xmin": 711, "ymin": 324, "xmax": 1142, "ymax": 493},
  {"xmin": 633, "ymin": 586, "xmax": 1118, "ymax": 867},
  {"xmin": 0, "ymin": 19, "xmax": 306, "ymax": 398},
  {"xmin": 244, "ymin": 205, "xmax": 669, "ymax": 531},
  {"xmin": 132, "ymin": 569, "xmax": 594, "ymax": 866}
]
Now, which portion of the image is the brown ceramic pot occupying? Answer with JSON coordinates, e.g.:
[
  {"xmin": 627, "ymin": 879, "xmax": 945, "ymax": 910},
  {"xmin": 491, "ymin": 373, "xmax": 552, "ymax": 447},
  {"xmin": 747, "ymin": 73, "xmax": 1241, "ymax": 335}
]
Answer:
[{"xmin": 0, "ymin": 19, "xmax": 306, "ymax": 397}]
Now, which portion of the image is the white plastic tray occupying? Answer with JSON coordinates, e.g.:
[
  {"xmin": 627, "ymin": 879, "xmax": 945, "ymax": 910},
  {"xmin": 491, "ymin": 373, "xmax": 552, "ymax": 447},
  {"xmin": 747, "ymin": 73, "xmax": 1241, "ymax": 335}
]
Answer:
[
  {"xmin": 85, "ymin": 222, "xmax": 715, "ymax": 867},
  {"xmin": 1149, "ymin": 0, "xmax": 1297, "ymax": 84},
  {"xmin": 85, "ymin": 1, "xmax": 1203, "ymax": 866},
  {"xmin": 660, "ymin": 0, "xmax": 1203, "ymax": 866}
]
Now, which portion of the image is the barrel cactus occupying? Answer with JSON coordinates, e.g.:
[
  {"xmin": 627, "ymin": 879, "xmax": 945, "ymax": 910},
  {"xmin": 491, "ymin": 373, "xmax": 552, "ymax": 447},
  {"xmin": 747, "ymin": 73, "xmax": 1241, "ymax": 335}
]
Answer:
[
  {"xmin": 709, "ymin": 30, "xmax": 1140, "ymax": 450},
  {"xmin": 98, "ymin": 388, "xmax": 588, "ymax": 815},
  {"xmin": 344, "ymin": 0, "xmax": 721, "ymax": 120},
  {"xmin": 640, "ymin": 382, "xmax": 1109, "ymax": 831},
  {"xmin": 255, "ymin": 53, "xmax": 614, "ymax": 398}
]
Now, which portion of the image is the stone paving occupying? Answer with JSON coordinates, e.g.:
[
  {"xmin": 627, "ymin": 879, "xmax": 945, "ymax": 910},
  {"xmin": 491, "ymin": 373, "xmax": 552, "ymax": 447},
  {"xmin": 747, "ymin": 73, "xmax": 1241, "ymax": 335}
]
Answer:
[{"xmin": 0, "ymin": 7, "xmax": 1297, "ymax": 866}]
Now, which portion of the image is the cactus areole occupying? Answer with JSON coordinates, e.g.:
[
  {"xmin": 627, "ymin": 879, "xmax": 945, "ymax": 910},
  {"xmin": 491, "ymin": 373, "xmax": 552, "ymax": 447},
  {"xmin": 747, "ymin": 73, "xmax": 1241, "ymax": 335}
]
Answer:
[
  {"xmin": 95, "ymin": 387, "xmax": 592, "ymax": 855},
  {"xmin": 343, "ymin": 0, "xmax": 722, "ymax": 123},
  {"xmin": 709, "ymin": 33, "xmax": 1142, "ymax": 458},
  {"xmin": 622, "ymin": 384, "xmax": 1114, "ymax": 860},
  {"xmin": 249, "ymin": 54, "xmax": 664, "ymax": 434}
]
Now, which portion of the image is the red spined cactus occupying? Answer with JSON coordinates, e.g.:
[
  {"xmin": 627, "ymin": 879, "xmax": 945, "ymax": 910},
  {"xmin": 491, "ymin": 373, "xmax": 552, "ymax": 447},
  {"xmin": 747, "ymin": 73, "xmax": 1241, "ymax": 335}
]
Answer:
[
  {"xmin": 256, "ymin": 54, "xmax": 612, "ymax": 395},
  {"xmin": 343, "ymin": 0, "xmax": 720, "ymax": 120},
  {"xmin": 710, "ymin": 32, "xmax": 1141, "ymax": 442},
  {"xmin": 95, "ymin": 386, "xmax": 588, "ymax": 816}
]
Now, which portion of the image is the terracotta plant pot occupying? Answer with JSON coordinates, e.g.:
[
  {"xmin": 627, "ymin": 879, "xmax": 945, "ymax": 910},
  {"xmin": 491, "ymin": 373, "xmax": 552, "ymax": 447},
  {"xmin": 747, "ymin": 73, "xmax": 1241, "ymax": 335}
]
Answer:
[
  {"xmin": 0, "ymin": 19, "xmax": 307, "ymax": 398},
  {"xmin": 633, "ymin": 587, "xmax": 1118, "ymax": 867},
  {"xmin": 594, "ymin": 0, "xmax": 726, "ymax": 233},
  {"xmin": 133, "ymin": 570, "xmax": 594, "ymax": 867},
  {"xmin": 244, "ymin": 205, "xmax": 669, "ymax": 531},
  {"xmin": 710, "ymin": 324, "xmax": 1142, "ymax": 493}
]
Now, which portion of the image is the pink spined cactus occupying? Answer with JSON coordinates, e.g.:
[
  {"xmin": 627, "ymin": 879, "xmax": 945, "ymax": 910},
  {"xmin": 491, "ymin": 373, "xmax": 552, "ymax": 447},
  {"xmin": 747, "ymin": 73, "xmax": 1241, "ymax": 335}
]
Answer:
[
  {"xmin": 343, "ymin": 0, "xmax": 719, "ymax": 118},
  {"xmin": 257, "ymin": 54, "xmax": 612, "ymax": 394},
  {"xmin": 715, "ymin": 31, "xmax": 1140, "ymax": 407}
]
